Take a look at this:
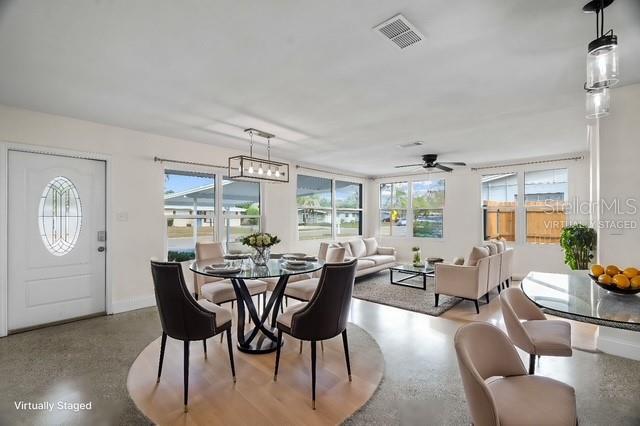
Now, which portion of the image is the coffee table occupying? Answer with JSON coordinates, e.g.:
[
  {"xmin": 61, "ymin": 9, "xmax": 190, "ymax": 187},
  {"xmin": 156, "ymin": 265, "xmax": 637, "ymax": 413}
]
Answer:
[{"xmin": 389, "ymin": 264, "xmax": 434, "ymax": 290}]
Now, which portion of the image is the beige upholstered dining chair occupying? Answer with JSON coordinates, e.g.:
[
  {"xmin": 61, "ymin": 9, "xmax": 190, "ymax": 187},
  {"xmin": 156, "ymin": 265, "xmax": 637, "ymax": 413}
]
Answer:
[
  {"xmin": 500, "ymin": 288, "xmax": 572, "ymax": 374},
  {"xmin": 454, "ymin": 322, "xmax": 577, "ymax": 426},
  {"xmin": 284, "ymin": 246, "xmax": 346, "ymax": 303},
  {"xmin": 195, "ymin": 242, "xmax": 267, "ymax": 310}
]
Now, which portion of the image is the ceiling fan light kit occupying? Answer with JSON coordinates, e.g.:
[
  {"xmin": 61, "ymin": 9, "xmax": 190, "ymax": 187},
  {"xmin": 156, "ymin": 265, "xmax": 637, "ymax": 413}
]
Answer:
[
  {"xmin": 227, "ymin": 128, "xmax": 289, "ymax": 183},
  {"xmin": 583, "ymin": 0, "xmax": 619, "ymax": 119}
]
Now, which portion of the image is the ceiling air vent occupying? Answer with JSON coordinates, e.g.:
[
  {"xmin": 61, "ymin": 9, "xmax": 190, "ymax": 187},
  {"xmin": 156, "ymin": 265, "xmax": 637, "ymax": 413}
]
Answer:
[{"xmin": 374, "ymin": 14, "xmax": 424, "ymax": 49}]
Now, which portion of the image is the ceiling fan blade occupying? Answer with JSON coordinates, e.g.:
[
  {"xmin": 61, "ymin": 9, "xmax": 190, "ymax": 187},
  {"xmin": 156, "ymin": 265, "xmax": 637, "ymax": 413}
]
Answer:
[
  {"xmin": 434, "ymin": 163, "xmax": 453, "ymax": 172},
  {"xmin": 438, "ymin": 161, "xmax": 467, "ymax": 166},
  {"xmin": 395, "ymin": 163, "xmax": 425, "ymax": 168}
]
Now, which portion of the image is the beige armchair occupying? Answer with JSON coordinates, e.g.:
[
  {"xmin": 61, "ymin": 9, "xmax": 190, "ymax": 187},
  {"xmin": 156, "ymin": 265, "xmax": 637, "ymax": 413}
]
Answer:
[
  {"xmin": 454, "ymin": 322, "xmax": 577, "ymax": 426},
  {"xmin": 435, "ymin": 257, "xmax": 490, "ymax": 314},
  {"xmin": 500, "ymin": 288, "xmax": 572, "ymax": 374}
]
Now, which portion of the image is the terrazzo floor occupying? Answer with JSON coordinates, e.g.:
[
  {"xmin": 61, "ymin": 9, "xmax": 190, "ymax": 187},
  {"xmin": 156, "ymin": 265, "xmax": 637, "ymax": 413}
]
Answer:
[{"xmin": 1, "ymin": 285, "xmax": 639, "ymax": 425}]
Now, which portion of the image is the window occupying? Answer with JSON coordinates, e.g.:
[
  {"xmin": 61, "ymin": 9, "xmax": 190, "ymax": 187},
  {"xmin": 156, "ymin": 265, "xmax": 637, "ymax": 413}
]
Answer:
[
  {"xmin": 223, "ymin": 178, "xmax": 261, "ymax": 252},
  {"xmin": 481, "ymin": 173, "xmax": 517, "ymax": 242},
  {"xmin": 335, "ymin": 180, "xmax": 363, "ymax": 237},
  {"xmin": 39, "ymin": 176, "xmax": 82, "ymax": 256},
  {"xmin": 379, "ymin": 182, "xmax": 408, "ymax": 237},
  {"xmin": 525, "ymin": 169, "xmax": 568, "ymax": 244},
  {"xmin": 164, "ymin": 170, "xmax": 215, "ymax": 261},
  {"xmin": 412, "ymin": 179, "xmax": 445, "ymax": 238},
  {"xmin": 297, "ymin": 175, "xmax": 333, "ymax": 240}
]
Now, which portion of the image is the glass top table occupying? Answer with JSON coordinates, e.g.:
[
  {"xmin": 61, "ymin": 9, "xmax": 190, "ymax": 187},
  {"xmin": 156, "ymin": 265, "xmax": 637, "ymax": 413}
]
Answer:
[
  {"xmin": 389, "ymin": 264, "xmax": 435, "ymax": 290},
  {"xmin": 190, "ymin": 257, "xmax": 324, "ymax": 354},
  {"xmin": 521, "ymin": 271, "xmax": 640, "ymax": 332}
]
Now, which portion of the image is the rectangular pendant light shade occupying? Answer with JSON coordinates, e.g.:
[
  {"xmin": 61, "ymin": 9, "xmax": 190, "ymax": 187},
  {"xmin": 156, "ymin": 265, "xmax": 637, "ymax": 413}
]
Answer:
[
  {"xmin": 585, "ymin": 87, "xmax": 610, "ymax": 119},
  {"xmin": 228, "ymin": 155, "xmax": 289, "ymax": 183}
]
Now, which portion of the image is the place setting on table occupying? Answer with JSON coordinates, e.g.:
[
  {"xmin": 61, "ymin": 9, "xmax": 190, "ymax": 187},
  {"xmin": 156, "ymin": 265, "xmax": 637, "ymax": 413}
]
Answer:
[{"xmin": 190, "ymin": 233, "xmax": 323, "ymax": 354}]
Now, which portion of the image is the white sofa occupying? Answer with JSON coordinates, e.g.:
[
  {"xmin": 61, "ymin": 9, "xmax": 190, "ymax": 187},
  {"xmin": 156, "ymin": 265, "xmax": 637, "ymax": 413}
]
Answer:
[
  {"xmin": 435, "ymin": 242, "xmax": 514, "ymax": 314},
  {"xmin": 322, "ymin": 237, "xmax": 397, "ymax": 278}
]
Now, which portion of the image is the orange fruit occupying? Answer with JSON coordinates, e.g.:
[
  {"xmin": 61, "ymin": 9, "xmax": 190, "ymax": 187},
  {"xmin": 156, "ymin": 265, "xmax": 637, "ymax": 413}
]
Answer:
[
  {"xmin": 591, "ymin": 264, "xmax": 605, "ymax": 276},
  {"xmin": 631, "ymin": 276, "xmax": 640, "ymax": 289},
  {"xmin": 612, "ymin": 274, "xmax": 630, "ymax": 289},
  {"xmin": 606, "ymin": 265, "xmax": 621, "ymax": 276},
  {"xmin": 598, "ymin": 274, "xmax": 613, "ymax": 285},
  {"xmin": 623, "ymin": 267, "xmax": 639, "ymax": 279}
]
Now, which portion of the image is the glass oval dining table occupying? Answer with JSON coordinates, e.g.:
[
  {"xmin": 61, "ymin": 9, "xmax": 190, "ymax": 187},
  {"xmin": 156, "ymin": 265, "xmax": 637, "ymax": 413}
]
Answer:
[{"xmin": 190, "ymin": 257, "xmax": 324, "ymax": 354}]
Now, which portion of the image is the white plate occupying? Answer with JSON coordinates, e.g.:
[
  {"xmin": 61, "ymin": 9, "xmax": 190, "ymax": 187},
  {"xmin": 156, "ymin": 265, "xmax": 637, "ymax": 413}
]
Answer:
[
  {"xmin": 204, "ymin": 266, "xmax": 241, "ymax": 274},
  {"xmin": 283, "ymin": 253, "xmax": 306, "ymax": 260},
  {"xmin": 285, "ymin": 259, "xmax": 307, "ymax": 266}
]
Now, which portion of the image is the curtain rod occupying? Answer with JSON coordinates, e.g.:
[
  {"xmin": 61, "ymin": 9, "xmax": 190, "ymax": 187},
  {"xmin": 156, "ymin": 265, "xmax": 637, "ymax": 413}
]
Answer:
[
  {"xmin": 295, "ymin": 164, "xmax": 368, "ymax": 180},
  {"xmin": 470, "ymin": 155, "xmax": 584, "ymax": 171},
  {"xmin": 154, "ymin": 156, "xmax": 228, "ymax": 170}
]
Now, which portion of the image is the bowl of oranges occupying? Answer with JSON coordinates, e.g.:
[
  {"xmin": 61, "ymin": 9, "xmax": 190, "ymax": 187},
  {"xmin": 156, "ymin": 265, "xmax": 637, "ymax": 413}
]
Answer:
[{"xmin": 588, "ymin": 264, "xmax": 640, "ymax": 295}]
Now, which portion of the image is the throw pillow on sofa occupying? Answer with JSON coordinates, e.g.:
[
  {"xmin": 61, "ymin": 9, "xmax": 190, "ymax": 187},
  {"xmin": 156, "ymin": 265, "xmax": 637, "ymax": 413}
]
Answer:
[
  {"xmin": 363, "ymin": 237, "xmax": 378, "ymax": 256},
  {"xmin": 465, "ymin": 246, "xmax": 490, "ymax": 266},
  {"xmin": 483, "ymin": 241, "xmax": 498, "ymax": 255},
  {"xmin": 349, "ymin": 239, "xmax": 367, "ymax": 258},
  {"xmin": 490, "ymin": 239, "xmax": 505, "ymax": 253}
]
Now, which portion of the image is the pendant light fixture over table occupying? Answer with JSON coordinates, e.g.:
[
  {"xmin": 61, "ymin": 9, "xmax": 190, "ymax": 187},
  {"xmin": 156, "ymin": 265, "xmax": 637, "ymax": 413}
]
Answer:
[
  {"xmin": 228, "ymin": 128, "xmax": 289, "ymax": 183},
  {"xmin": 583, "ymin": 0, "xmax": 619, "ymax": 119}
]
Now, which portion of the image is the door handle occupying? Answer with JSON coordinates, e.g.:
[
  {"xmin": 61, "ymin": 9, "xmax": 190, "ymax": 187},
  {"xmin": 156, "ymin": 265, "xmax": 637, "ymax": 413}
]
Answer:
[{"xmin": 97, "ymin": 246, "xmax": 106, "ymax": 253}]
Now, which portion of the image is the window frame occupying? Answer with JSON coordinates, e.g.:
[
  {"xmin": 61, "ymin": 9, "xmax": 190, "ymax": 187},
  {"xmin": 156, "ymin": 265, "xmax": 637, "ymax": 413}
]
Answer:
[
  {"xmin": 296, "ymin": 174, "xmax": 364, "ymax": 240},
  {"xmin": 524, "ymin": 168, "xmax": 569, "ymax": 245},
  {"xmin": 221, "ymin": 176, "xmax": 262, "ymax": 251},
  {"xmin": 480, "ymin": 168, "xmax": 570, "ymax": 245},
  {"xmin": 377, "ymin": 178, "xmax": 445, "ymax": 239},
  {"xmin": 163, "ymin": 168, "xmax": 263, "ymax": 260}
]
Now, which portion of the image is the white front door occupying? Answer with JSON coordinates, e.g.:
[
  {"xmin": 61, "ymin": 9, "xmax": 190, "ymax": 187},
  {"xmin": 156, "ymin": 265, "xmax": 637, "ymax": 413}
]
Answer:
[{"xmin": 8, "ymin": 150, "xmax": 106, "ymax": 331}]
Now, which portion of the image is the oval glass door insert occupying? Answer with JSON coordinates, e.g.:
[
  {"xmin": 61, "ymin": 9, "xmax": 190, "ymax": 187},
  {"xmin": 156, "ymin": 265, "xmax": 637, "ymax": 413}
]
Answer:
[{"xmin": 38, "ymin": 176, "xmax": 82, "ymax": 256}]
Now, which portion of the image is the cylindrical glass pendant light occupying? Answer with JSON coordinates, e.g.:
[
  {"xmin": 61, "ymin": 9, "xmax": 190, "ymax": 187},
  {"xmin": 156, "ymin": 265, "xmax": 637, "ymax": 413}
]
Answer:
[
  {"xmin": 585, "ymin": 87, "xmax": 610, "ymax": 119},
  {"xmin": 586, "ymin": 36, "xmax": 619, "ymax": 88}
]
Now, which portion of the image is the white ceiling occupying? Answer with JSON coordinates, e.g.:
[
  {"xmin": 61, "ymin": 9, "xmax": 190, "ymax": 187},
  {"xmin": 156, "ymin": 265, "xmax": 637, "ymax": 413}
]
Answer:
[{"xmin": 0, "ymin": 0, "xmax": 639, "ymax": 176}]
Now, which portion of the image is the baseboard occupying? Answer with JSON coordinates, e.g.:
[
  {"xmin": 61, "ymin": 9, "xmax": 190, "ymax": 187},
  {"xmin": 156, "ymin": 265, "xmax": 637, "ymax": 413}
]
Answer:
[
  {"xmin": 597, "ymin": 326, "xmax": 640, "ymax": 361},
  {"xmin": 111, "ymin": 295, "xmax": 156, "ymax": 314}
]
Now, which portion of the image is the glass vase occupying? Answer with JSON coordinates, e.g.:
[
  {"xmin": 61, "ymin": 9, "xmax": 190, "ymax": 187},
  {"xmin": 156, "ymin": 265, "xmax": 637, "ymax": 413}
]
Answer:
[
  {"xmin": 251, "ymin": 246, "xmax": 271, "ymax": 266},
  {"xmin": 412, "ymin": 249, "xmax": 422, "ymax": 267}
]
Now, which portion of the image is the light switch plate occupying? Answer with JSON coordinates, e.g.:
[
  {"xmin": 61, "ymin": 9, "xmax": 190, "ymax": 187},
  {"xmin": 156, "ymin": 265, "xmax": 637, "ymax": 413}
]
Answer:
[{"xmin": 116, "ymin": 212, "xmax": 129, "ymax": 222}]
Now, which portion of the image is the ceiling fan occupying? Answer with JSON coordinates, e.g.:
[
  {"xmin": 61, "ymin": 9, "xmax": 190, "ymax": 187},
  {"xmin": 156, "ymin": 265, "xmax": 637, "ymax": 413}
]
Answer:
[{"xmin": 395, "ymin": 154, "xmax": 467, "ymax": 172}]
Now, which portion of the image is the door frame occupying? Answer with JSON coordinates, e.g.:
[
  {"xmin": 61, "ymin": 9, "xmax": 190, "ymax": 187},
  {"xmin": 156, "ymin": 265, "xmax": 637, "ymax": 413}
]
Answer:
[{"xmin": 0, "ymin": 141, "xmax": 113, "ymax": 337}]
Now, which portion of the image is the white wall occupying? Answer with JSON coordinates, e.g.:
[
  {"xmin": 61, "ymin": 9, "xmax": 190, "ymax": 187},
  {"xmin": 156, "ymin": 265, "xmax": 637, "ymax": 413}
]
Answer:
[
  {"xmin": 369, "ymin": 156, "xmax": 591, "ymax": 278},
  {"xmin": 597, "ymin": 83, "xmax": 640, "ymax": 267},
  {"xmin": 0, "ymin": 105, "xmax": 368, "ymax": 316}
]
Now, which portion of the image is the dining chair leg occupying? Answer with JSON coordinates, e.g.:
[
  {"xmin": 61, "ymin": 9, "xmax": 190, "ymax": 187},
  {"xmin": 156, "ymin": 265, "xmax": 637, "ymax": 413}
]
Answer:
[
  {"xmin": 274, "ymin": 329, "xmax": 283, "ymax": 381},
  {"xmin": 529, "ymin": 353, "xmax": 536, "ymax": 374},
  {"xmin": 157, "ymin": 332, "xmax": 167, "ymax": 383},
  {"xmin": 231, "ymin": 300, "xmax": 234, "ymax": 309},
  {"xmin": 220, "ymin": 334, "xmax": 223, "ymax": 343},
  {"xmin": 203, "ymin": 339, "xmax": 208, "ymax": 359},
  {"xmin": 485, "ymin": 293, "xmax": 490, "ymax": 304},
  {"xmin": 311, "ymin": 340, "xmax": 317, "ymax": 410},
  {"xmin": 226, "ymin": 329, "xmax": 236, "ymax": 383},
  {"xmin": 529, "ymin": 354, "xmax": 536, "ymax": 374},
  {"xmin": 497, "ymin": 284, "xmax": 502, "ymax": 294},
  {"xmin": 262, "ymin": 292, "xmax": 266, "ymax": 313},
  {"xmin": 342, "ymin": 330, "xmax": 352, "ymax": 381},
  {"xmin": 506, "ymin": 278, "xmax": 511, "ymax": 288},
  {"xmin": 299, "ymin": 340, "xmax": 303, "ymax": 354},
  {"xmin": 474, "ymin": 299, "xmax": 480, "ymax": 314},
  {"xmin": 285, "ymin": 296, "xmax": 289, "ymax": 307},
  {"xmin": 320, "ymin": 341, "xmax": 324, "ymax": 352},
  {"xmin": 434, "ymin": 293, "xmax": 439, "ymax": 307},
  {"xmin": 183, "ymin": 340, "xmax": 190, "ymax": 413}
]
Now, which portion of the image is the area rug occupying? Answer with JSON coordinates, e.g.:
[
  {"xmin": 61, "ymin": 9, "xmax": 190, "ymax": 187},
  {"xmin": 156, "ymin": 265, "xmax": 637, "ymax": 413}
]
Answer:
[{"xmin": 353, "ymin": 271, "xmax": 461, "ymax": 316}]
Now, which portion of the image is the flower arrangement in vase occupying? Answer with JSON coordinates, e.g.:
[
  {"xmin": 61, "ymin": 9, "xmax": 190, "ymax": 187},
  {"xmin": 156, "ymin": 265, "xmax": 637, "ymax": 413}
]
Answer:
[
  {"xmin": 412, "ymin": 246, "xmax": 423, "ymax": 267},
  {"xmin": 241, "ymin": 232, "xmax": 281, "ymax": 266}
]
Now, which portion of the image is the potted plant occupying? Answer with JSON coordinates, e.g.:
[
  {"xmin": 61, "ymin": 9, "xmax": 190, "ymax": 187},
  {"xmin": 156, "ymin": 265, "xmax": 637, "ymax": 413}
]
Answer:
[
  {"xmin": 241, "ymin": 232, "xmax": 281, "ymax": 266},
  {"xmin": 559, "ymin": 224, "xmax": 597, "ymax": 270},
  {"xmin": 412, "ymin": 246, "xmax": 422, "ymax": 267}
]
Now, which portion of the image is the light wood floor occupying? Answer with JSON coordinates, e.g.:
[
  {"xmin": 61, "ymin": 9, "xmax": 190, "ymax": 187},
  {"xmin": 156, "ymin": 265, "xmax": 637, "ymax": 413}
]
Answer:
[{"xmin": 127, "ymin": 326, "xmax": 384, "ymax": 425}]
